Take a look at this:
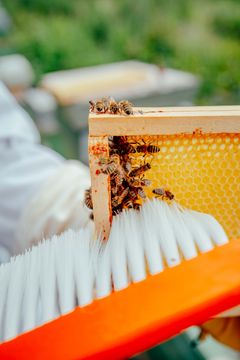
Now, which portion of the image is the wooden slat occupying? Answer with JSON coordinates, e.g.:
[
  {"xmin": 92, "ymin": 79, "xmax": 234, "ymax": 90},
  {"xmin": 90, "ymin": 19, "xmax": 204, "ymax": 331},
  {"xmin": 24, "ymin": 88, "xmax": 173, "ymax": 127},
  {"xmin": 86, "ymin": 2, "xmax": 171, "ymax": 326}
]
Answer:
[
  {"xmin": 139, "ymin": 105, "xmax": 240, "ymax": 112},
  {"xmin": 89, "ymin": 106, "xmax": 240, "ymax": 136},
  {"xmin": 88, "ymin": 136, "xmax": 111, "ymax": 239}
]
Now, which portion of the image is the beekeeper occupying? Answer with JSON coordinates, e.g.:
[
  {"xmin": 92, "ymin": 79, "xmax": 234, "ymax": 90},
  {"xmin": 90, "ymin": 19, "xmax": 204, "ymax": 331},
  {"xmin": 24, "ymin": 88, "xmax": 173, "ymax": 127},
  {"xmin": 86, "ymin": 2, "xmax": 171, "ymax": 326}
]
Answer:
[
  {"xmin": 0, "ymin": 82, "xmax": 239, "ymax": 351},
  {"xmin": 0, "ymin": 81, "xmax": 91, "ymax": 261}
]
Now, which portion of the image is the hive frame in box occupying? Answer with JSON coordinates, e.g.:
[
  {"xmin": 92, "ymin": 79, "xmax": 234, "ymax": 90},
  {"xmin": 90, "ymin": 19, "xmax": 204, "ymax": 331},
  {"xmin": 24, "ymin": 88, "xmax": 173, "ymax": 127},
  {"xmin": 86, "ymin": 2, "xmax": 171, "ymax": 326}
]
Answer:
[{"xmin": 88, "ymin": 105, "xmax": 240, "ymax": 238}]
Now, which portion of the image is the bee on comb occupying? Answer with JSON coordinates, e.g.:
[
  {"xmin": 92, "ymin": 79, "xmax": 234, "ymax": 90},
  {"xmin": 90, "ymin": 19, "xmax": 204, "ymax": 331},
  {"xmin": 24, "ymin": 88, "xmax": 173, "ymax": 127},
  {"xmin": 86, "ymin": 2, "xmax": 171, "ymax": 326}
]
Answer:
[
  {"xmin": 135, "ymin": 139, "xmax": 160, "ymax": 157},
  {"xmin": 152, "ymin": 188, "xmax": 175, "ymax": 201}
]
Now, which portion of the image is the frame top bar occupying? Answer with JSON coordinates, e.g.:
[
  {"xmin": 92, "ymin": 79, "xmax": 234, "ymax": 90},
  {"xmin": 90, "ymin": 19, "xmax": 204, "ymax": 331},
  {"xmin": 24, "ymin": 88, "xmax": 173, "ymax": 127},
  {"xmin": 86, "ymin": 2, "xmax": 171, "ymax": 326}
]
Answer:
[{"xmin": 89, "ymin": 106, "xmax": 240, "ymax": 136}]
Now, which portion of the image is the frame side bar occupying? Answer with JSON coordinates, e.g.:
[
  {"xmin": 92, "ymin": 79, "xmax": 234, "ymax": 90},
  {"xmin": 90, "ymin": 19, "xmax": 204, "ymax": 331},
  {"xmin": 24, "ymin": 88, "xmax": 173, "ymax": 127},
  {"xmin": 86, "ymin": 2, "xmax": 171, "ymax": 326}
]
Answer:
[{"xmin": 88, "ymin": 136, "xmax": 111, "ymax": 239}]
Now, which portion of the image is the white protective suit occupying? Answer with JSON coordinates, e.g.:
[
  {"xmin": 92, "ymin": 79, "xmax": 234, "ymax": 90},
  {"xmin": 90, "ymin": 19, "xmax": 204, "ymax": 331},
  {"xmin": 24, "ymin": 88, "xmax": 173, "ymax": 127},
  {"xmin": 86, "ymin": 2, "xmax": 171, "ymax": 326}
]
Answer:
[{"xmin": 0, "ymin": 82, "xmax": 91, "ymax": 261}]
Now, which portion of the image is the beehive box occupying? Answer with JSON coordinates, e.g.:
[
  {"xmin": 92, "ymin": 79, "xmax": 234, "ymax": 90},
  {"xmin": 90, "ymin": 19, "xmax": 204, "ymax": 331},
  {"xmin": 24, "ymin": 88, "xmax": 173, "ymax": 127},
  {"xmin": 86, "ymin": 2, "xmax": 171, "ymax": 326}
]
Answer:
[{"xmin": 88, "ymin": 106, "xmax": 240, "ymax": 239}]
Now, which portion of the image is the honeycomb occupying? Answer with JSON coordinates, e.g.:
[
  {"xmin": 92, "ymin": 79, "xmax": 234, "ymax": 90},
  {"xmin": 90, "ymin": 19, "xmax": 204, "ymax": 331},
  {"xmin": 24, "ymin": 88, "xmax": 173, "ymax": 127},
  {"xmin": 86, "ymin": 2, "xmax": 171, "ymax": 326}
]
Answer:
[{"xmin": 126, "ymin": 133, "xmax": 240, "ymax": 240}]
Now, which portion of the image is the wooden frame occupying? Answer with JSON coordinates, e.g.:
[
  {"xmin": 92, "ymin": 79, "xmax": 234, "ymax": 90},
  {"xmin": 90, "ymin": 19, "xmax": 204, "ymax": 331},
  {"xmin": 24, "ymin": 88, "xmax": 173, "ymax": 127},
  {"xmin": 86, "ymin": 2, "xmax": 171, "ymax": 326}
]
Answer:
[{"xmin": 88, "ymin": 106, "xmax": 240, "ymax": 238}]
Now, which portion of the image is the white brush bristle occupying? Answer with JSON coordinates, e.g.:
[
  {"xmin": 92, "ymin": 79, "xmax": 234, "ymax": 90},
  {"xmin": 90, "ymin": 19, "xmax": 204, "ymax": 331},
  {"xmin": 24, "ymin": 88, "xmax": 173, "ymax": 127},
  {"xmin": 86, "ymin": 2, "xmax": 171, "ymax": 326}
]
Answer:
[{"xmin": 0, "ymin": 199, "xmax": 229, "ymax": 342}]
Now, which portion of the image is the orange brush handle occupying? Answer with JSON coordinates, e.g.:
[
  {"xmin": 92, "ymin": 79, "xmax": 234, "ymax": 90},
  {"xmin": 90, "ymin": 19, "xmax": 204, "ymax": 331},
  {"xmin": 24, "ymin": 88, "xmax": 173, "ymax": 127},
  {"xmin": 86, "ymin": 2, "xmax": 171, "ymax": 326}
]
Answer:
[{"xmin": 1, "ymin": 239, "xmax": 240, "ymax": 360}]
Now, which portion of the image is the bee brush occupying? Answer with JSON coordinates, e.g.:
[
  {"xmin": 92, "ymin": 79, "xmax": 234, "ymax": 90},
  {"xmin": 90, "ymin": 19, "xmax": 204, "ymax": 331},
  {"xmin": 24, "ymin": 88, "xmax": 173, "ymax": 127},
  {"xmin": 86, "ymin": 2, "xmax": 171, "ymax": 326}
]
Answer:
[{"xmin": 0, "ymin": 198, "xmax": 230, "ymax": 352}]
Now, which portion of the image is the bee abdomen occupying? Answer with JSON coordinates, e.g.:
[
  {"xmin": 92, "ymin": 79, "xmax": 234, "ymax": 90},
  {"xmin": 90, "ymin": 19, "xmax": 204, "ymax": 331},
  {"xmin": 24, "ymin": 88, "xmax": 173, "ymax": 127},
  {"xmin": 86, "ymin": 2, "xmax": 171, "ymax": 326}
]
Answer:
[
  {"xmin": 123, "ymin": 161, "xmax": 132, "ymax": 173},
  {"xmin": 129, "ymin": 163, "xmax": 151, "ymax": 177},
  {"xmin": 118, "ymin": 100, "xmax": 134, "ymax": 115},
  {"xmin": 165, "ymin": 190, "xmax": 175, "ymax": 200},
  {"xmin": 101, "ymin": 161, "xmax": 118, "ymax": 175},
  {"xmin": 84, "ymin": 188, "xmax": 93, "ymax": 209},
  {"xmin": 152, "ymin": 188, "xmax": 165, "ymax": 196},
  {"xmin": 122, "ymin": 197, "xmax": 134, "ymax": 208},
  {"xmin": 124, "ymin": 107, "xmax": 133, "ymax": 115},
  {"xmin": 147, "ymin": 145, "xmax": 160, "ymax": 153}
]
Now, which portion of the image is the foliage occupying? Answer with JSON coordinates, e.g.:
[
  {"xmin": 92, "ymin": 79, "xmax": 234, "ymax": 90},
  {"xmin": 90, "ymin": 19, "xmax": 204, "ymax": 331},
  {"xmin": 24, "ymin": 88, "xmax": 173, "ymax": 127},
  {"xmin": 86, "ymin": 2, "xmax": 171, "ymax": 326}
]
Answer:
[
  {"xmin": 5, "ymin": 0, "xmax": 74, "ymax": 14},
  {"xmin": 1, "ymin": 0, "xmax": 240, "ymax": 103},
  {"xmin": 212, "ymin": 2, "xmax": 240, "ymax": 40}
]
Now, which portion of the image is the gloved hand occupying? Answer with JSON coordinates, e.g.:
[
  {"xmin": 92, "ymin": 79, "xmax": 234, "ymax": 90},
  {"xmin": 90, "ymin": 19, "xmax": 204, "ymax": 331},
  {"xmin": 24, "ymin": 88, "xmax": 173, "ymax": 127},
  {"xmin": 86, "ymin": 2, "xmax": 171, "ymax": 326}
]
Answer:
[
  {"xmin": 15, "ymin": 160, "xmax": 93, "ymax": 252},
  {"xmin": 201, "ymin": 316, "xmax": 240, "ymax": 351}
]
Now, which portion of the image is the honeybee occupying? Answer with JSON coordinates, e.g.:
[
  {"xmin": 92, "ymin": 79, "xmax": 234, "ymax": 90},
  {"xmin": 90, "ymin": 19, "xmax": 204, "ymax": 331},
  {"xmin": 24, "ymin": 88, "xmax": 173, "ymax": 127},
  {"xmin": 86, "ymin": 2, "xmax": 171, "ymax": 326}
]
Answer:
[
  {"xmin": 109, "ymin": 98, "xmax": 120, "ymax": 114},
  {"xmin": 84, "ymin": 188, "xmax": 93, "ymax": 209},
  {"xmin": 164, "ymin": 190, "xmax": 175, "ymax": 200},
  {"xmin": 108, "ymin": 136, "xmax": 115, "ymax": 148},
  {"xmin": 110, "ymin": 136, "xmax": 136, "ymax": 156},
  {"xmin": 152, "ymin": 188, "xmax": 165, "ymax": 196},
  {"xmin": 95, "ymin": 98, "xmax": 107, "ymax": 113},
  {"xmin": 112, "ymin": 187, "xmax": 129, "ymax": 207},
  {"xmin": 133, "ymin": 203, "xmax": 141, "ymax": 211},
  {"xmin": 111, "ymin": 181, "xmax": 119, "ymax": 195},
  {"xmin": 90, "ymin": 98, "xmax": 134, "ymax": 115},
  {"xmin": 128, "ymin": 188, "xmax": 138, "ymax": 200},
  {"xmin": 122, "ymin": 160, "xmax": 132, "ymax": 173},
  {"xmin": 99, "ymin": 155, "xmax": 121, "ymax": 175},
  {"xmin": 111, "ymin": 143, "xmax": 136, "ymax": 157},
  {"xmin": 137, "ymin": 187, "xmax": 146, "ymax": 199},
  {"xmin": 89, "ymin": 100, "xmax": 95, "ymax": 112},
  {"xmin": 122, "ymin": 197, "xmax": 134, "ymax": 209},
  {"xmin": 112, "ymin": 167, "xmax": 126, "ymax": 186},
  {"xmin": 128, "ymin": 185, "xmax": 146, "ymax": 200},
  {"xmin": 99, "ymin": 153, "xmax": 121, "ymax": 165},
  {"xmin": 129, "ymin": 163, "xmax": 151, "ymax": 178},
  {"xmin": 89, "ymin": 97, "xmax": 110, "ymax": 113},
  {"xmin": 113, "ymin": 136, "xmax": 128, "ymax": 144},
  {"xmin": 120, "ymin": 142, "xmax": 136, "ymax": 155},
  {"xmin": 100, "ymin": 161, "xmax": 118, "ymax": 175},
  {"xmin": 122, "ymin": 188, "xmax": 141, "ymax": 208},
  {"xmin": 140, "ymin": 178, "xmax": 151, "ymax": 186},
  {"xmin": 136, "ymin": 139, "xmax": 160, "ymax": 156},
  {"xmin": 152, "ymin": 188, "xmax": 174, "ymax": 201},
  {"xmin": 128, "ymin": 177, "xmax": 151, "ymax": 187},
  {"xmin": 112, "ymin": 207, "xmax": 122, "ymax": 216},
  {"xmin": 109, "ymin": 154, "xmax": 121, "ymax": 165},
  {"xmin": 119, "ymin": 100, "xmax": 134, "ymax": 115}
]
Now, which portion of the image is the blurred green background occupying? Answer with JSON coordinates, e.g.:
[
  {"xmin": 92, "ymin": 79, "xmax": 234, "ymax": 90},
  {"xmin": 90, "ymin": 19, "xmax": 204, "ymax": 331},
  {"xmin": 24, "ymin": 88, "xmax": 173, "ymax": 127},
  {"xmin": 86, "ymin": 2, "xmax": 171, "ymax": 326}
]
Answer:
[{"xmin": 1, "ymin": 0, "xmax": 240, "ymax": 104}]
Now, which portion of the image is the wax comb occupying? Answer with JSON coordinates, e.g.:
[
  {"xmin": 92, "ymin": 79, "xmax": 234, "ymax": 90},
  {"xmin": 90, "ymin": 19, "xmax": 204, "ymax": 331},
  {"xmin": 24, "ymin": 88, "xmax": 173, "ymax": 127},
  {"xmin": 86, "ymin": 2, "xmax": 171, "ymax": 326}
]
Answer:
[{"xmin": 1, "ymin": 106, "xmax": 240, "ymax": 360}]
